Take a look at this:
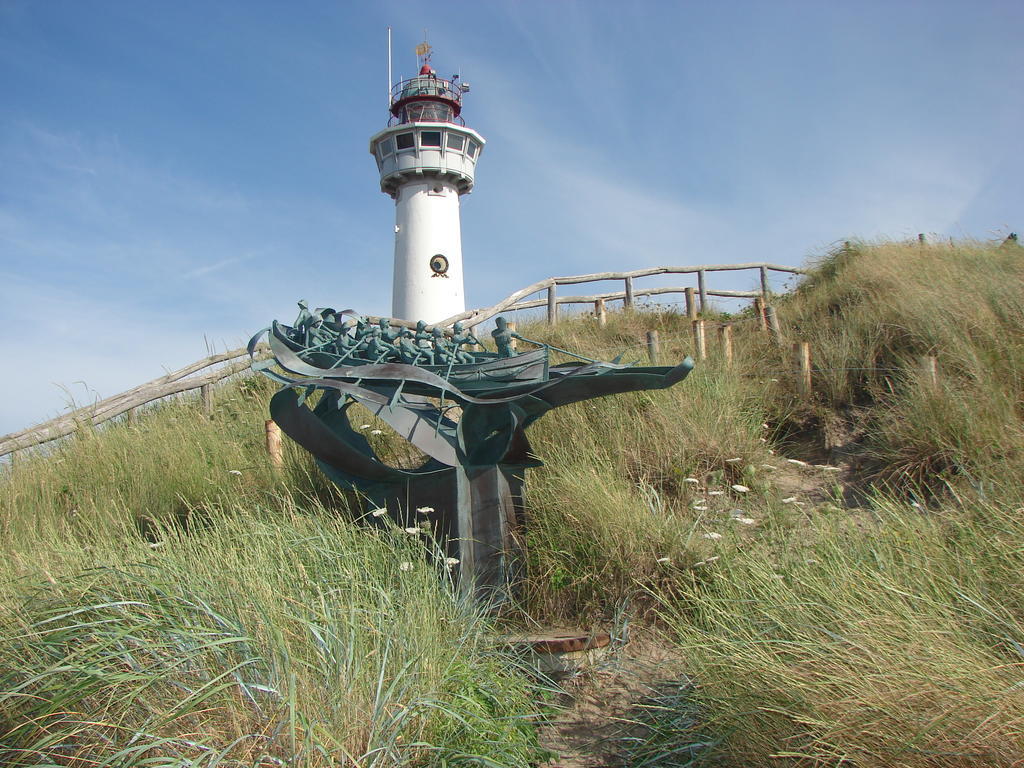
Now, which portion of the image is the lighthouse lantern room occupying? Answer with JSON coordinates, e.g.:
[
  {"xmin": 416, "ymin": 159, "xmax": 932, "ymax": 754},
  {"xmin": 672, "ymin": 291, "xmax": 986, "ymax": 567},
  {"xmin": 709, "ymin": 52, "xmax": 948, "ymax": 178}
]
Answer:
[{"xmin": 369, "ymin": 45, "xmax": 485, "ymax": 323}]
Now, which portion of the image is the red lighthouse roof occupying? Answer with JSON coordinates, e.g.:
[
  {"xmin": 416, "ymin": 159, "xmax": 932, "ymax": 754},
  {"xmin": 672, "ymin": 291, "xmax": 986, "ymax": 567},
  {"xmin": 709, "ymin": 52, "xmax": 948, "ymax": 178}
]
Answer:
[{"xmin": 390, "ymin": 62, "xmax": 464, "ymax": 125}]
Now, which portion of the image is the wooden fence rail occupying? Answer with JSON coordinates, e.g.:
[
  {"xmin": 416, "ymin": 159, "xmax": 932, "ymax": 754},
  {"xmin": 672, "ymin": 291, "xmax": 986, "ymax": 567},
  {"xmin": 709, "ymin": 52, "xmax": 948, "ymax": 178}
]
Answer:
[
  {"xmin": 0, "ymin": 346, "xmax": 268, "ymax": 457},
  {"xmin": 439, "ymin": 262, "xmax": 806, "ymax": 329},
  {"xmin": 2, "ymin": 261, "xmax": 808, "ymax": 458}
]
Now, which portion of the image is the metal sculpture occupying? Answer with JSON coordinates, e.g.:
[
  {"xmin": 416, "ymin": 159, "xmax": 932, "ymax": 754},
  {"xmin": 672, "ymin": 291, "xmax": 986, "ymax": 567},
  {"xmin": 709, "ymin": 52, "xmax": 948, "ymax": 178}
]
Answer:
[{"xmin": 250, "ymin": 302, "xmax": 693, "ymax": 605}]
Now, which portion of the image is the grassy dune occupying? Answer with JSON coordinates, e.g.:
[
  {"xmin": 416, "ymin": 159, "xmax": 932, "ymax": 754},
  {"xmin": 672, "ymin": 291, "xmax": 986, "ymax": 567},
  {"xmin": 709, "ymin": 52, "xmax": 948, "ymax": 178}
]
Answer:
[{"xmin": 2, "ymin": 238, "xmax": 1023, "ymax": 765}]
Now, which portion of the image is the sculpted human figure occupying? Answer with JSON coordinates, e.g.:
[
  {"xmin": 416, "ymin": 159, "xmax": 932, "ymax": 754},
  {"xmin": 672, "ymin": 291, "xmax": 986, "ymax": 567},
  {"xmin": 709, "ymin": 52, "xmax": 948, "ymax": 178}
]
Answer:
[
  {"xmin": 307, "ymin": 309, "xmax": 341, "ymax": 348},
  {"xmin": 490, "ymin": 316, "xmax": 522, "ymax": 358},
  {"xmin": 450, "ymin": 321, "xmax": 481, "ymax": 364},
  {"xmin": 332, "ymin": 321, "xmax": 359, "ymax": 358},
  {"xmin": 431, "ymin": 327, "xmax": 456, "ymax": 366},
  {"xmin": 414, "ymin": 321, "xmax": 434, "ymax": 355},
  {"xmin": 378, "ymin": 317, "xmax": 402, "ymax": 344},
  {"xmin": 395, "ymin": 327, "xmax": 425, "ymax": 364},
  {"xmin": 291, "ymin": 300, "xmax": 317, "ymax": 345},
  {"xmin": 352, "ymin": 317, "xmax": 373, "ymax": 343},
  {"xmin": 364, "ymin": 326, "xmax": 398, "ymax": 362}
]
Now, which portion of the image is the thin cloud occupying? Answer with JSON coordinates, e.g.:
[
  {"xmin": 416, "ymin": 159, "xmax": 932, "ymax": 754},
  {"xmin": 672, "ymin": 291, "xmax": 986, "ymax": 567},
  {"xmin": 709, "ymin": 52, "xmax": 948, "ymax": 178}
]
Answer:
[{"xmin": 181, "ymin": 255, "xmax": 249, "ymax": 280}]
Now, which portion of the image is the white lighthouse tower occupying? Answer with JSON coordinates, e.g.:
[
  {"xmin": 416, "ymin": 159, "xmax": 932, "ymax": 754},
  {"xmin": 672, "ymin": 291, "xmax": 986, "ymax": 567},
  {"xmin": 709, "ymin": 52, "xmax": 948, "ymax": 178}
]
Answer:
[{"xmin": 369, "ymin": 48, "xmax": 485, "ymax": 323}]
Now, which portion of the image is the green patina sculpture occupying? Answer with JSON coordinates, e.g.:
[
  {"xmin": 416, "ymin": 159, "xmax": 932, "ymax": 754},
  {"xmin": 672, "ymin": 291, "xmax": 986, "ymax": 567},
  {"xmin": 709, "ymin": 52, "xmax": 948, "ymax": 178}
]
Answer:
[{"xmin": 251, "ymin": 301, "xmax": 693, "ymax": 605}]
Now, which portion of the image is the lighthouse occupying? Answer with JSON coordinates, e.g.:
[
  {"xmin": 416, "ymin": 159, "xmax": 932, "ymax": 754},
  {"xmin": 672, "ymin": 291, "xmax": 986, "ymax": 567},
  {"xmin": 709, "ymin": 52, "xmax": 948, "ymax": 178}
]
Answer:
[{"xmin": 369, "ymin": 49, "xmax": 485, "ymax": 323}]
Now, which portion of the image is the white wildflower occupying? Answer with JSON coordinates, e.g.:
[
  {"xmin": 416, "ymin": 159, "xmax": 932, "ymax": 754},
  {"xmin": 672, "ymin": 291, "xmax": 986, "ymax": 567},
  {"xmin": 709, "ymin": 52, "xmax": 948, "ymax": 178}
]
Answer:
[
  {"xmin": 761, "ymin": 423, "xmax": 770, "ymax": 429},
  {"xmin": 702, "ymin": 532, "xmax": 723, "ymax": 540},
  {"xmin": 692, "ymin": 505, "xmax": 708, "ymax": 512},
  {"xmin": 734, "ymin": 516, "xmax": 756, "ymax": 525},
  {"xmin": 359, "ymin": 424, "xmax": 371, "ymax": 430},
  {"xmin": 683, "ymin": 477, "xmax": 700, "ymax": 484},
  {"xmin": 416, "ymin": 506, "xmax": 435, "ymax": 514},
  {"xmin": 445, "ymin": 557, "xmax": 460, "ymax": 567},
  {"xmin": 781, "ymin": 496, "xmax": 798, "ymax": 504},
  {"xmin": 370, "ymin": 508, "xmax": 388, "ymax": 517},
  {"xmin": 708, "ymin": 490, "xmax": 724, "ymax": 496},
  {"xmin": 404, "ymin": 527, "xmax": 420, "ymax": 535},
  {"xmin": 148, "ymin": 541, "xmax": 165, "ymax": 549},
  {"xmin": 399, "ymin": 561, "xmax": 413, "ymax": 572},
  {"xmin": 694, "ymin": 556, "xmax": 720, "ymax": 567},
  {"xmin": 786, "ymin": 458, "xmax": 808, "ymax": 466},
  {"xmin": 731, "ymin": 484, "xmax": 749, "ymax": 493},
  {"xmin": 370, "ymin": 429, "xmax": 384, "ymax": 436},
  {"xmin": 656, "ymin": 557, "xmax": 671, "ymax": 564},
  {"xmin": 725, "ymin": 457, "xmax": 743, "ymax": 463},
  {"xmin": 228, "ymin": 469, "xmax": 242, "ymax": 476}
]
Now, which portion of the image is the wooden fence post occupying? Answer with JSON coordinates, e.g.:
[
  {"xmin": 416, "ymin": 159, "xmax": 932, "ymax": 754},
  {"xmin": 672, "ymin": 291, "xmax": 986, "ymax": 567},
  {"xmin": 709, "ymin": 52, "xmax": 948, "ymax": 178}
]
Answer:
[
  {"xmin": 794, "ymin": 342, "xmax": 812, "ymax": 397},
  {"xmin": 594, "ymin": 298, "xmax": 607, "ymax": 326},
  {"xmin": 760, "ymin": 266, "xmax": 770, "ymax": 298},
  {"xmin": 697, "ymin": 270, "xmax": 707, "ymax": 313},
  {"xmin": 692, "ymin": 320, "xmax": 706, "ymax": 361},
  {"xmin": 126, "ymin": 408, "xmax": 136, "ymax": 426},
  {"xmin": 507, "ymin": 322, "xmax": 518, "ymax": 352},
  {"xmin": 919, "ymin": 355, "xmax": 938, "ymax": 390},
  {"xmin": 765, "ymin": 305, "xmax": 783, "ymax": 345},
  {"xmin": 684, "ymin": 287, "xmax": 697, "ymax": 320},
  {"xmin": 201, "ymin": 383, "xmax": 213, "ymax": 417},
  {"xmin": 265, "ymin": 419, "xmax": 284, "ymax": 471},
  {"xmin": 624, "ymin": 277, "xmax": 634, "ymax": 310},
  {"xmin": 754, "ymin": 296, "xmax": 768, "ymax": 331},
  {"xmin": 718, "ymin": 323, "xmax": 733, "ymax": 366},
  {"xmin": 547, "ymin": 285, "xmax": 558, "ymax": 325},
  {"xmin": 646, "ymin": 330, "xmax": 660, "ymax": 365}
]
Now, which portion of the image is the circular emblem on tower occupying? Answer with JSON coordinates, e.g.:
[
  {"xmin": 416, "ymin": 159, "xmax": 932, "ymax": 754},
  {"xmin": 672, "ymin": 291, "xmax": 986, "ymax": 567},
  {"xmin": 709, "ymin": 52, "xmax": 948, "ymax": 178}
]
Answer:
[{"xmin": 429, "ymin": 254, "xmax": 449, "ymax": 277}]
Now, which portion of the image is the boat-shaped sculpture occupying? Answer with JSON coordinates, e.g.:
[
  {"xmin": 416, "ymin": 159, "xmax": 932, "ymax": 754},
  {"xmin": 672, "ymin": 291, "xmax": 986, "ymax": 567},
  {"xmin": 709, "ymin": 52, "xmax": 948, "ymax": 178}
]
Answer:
[
  {"xmin": 250, "ymin": 301, "xmax": 695, "ymax": 605},
  {"xmin": 266, "ymin": 318, "xmax": 550, "ymax": 390}
]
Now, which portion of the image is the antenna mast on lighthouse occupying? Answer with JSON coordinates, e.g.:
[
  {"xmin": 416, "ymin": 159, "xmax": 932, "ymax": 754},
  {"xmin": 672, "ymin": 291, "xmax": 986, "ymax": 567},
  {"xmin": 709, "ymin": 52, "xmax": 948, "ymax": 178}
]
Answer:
[{"xmin": 368, "ymin": 38, "xmax": 485, "ymax": 323}]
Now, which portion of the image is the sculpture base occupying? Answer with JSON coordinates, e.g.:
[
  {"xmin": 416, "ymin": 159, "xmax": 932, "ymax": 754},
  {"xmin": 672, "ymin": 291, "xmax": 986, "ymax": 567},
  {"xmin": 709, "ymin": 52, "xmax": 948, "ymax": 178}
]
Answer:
[{"xmin": 369, "ymin": 463, "xmax": 527, "ymax": 606}]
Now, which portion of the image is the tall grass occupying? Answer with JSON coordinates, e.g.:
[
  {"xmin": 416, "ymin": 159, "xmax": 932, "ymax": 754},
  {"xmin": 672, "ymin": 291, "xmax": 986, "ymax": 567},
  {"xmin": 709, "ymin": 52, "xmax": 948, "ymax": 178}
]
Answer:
[
  {"xmin": 0, "ymin": 502, "xmax": 543, "ymax": 766},
  {"xmin": 1, "ymin": 376, "xmax": 542, "ymax": 766},
  {"xmin": 774, "ymin": 239, "xmax": 1024, "ymax": 495},
  {"xmin": 653, "ymin": 497, "xmax": 1024, "ymax": 766},
  {"xmin": 4, "ymin": 237, "xmax": 1024, "ymax": 765},
  {"xmin": 518, "ymin": 310, "xmax": 775, "ymax": 620}
]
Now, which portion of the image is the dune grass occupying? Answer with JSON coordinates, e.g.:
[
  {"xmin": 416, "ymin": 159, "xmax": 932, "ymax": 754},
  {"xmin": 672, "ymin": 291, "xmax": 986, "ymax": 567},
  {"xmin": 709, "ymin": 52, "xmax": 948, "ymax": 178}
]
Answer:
[
  {"xmin": 0, "ymin": 501, "xmax": 545, "ymax": 766},
  {"xmin": 3, "ymin": 237, "xmax": 1023, "ymax": 765},
  {"xmin": 773, "ymin": 238, "xmax": 1024, "ymax": 496},
  {"xmin": 645, "ymin": 496, "xmax": 1024, "ymax": 766},
  {"xmin": 515, "ymin": 239, "xmax": 1024, "ymax": 764},
  {"xmin": 0, "ymin": 379, "xmax": 544, "ymax": 766}
]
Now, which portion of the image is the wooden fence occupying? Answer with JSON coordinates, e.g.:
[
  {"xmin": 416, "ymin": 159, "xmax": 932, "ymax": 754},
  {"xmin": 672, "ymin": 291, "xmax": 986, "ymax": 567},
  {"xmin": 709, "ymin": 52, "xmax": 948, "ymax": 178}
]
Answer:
[
  {"xmin": 440, "ymin": 262, "xmax": 805, "ymax": 328},
  {"xmin": 0, "ymin": 347, "xmax": 268, "ymax": 458},
  {"xmin": 0, "ymin": 262, "xmax": 806, "ymax": 458}
]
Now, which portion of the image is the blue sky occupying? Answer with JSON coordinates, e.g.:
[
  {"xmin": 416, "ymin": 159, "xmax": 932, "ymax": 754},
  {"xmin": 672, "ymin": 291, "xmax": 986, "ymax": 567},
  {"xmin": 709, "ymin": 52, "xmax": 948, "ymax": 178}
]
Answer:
[{"xmin": 1, "ymin": 0, "xmax": 1021, "ymax": 436}]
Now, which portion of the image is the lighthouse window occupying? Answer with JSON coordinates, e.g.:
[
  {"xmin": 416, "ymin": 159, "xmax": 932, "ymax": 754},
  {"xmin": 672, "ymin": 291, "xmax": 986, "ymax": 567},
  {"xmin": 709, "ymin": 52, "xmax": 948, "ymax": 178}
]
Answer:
[
  {"xmin": 420, "ymin": 131, "xmax": 442, "ymax": 147},
  {"xmin": 446, "ymin": 133, "xmax": 465, "ymax": 152},
  {"xmin": 377, "ymin": 137, "xmax": 395, "ymax": 158},
  {"xmin": 467, "ymin": 141, "xmax": 479, "ymax": 158},
  {"xmin": 395, "ymin": 133, "xmax": 415, "ymax": 151}
]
